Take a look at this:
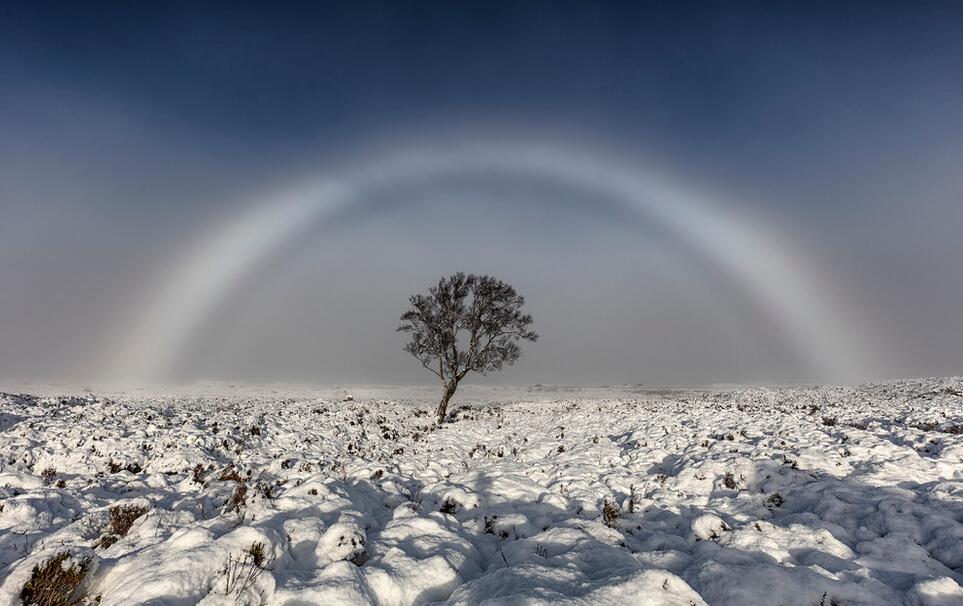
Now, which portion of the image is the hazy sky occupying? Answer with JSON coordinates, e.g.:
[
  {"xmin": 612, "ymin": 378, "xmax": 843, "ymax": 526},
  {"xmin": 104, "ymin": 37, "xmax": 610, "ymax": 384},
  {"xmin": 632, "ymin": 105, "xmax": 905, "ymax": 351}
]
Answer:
[{"xmin": 2, "ymin": 2, "xmax": 962, "ymax": 386}]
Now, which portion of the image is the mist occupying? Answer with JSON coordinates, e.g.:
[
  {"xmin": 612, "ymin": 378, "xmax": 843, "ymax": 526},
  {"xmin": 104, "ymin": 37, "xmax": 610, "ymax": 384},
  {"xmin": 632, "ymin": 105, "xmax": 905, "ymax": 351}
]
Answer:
[{"xmin": 2, "ymin": 3, "xmax": 962, "ymax": 387}]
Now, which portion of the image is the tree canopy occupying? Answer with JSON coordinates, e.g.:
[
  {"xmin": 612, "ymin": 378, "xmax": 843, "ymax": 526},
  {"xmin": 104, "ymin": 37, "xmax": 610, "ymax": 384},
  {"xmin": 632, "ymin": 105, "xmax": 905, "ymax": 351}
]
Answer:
[{"xmin": 398, "ymin": 273, "xmax": 537, "ymax": 423}]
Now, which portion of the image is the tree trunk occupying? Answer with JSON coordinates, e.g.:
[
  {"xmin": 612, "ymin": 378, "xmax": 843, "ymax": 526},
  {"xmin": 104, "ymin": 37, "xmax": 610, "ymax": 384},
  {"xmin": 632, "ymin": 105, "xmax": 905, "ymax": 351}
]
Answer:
[{"xmin": 436, "ymin": 383, "xmax": 457, "ymax": 424}]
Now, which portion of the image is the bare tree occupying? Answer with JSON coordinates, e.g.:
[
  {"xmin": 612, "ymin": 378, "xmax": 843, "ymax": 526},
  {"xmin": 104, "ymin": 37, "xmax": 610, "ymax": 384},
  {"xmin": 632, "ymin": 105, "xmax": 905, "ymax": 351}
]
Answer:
[{"xmin": 398, "ymin": 273, "xmax": 538, "ymax": 424}]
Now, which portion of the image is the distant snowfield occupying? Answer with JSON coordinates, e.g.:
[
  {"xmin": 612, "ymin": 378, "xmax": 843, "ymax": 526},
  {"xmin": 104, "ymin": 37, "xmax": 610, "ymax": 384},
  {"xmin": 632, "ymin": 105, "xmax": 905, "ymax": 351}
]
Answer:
[{"xmin": 1, "ymin": 380, "xmax": 962, "ymax": 606}]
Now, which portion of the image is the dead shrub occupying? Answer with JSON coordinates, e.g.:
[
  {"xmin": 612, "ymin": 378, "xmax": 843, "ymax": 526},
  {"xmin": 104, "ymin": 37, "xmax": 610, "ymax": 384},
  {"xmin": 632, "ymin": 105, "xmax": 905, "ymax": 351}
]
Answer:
[
  {"xmin": 255, "ymin": 480, "xmax": 275, "ymax": 500},
  {"xmin": 192, "ymin": 463, "xmax": 207, "ymax": 484},
  {"xmin": 220, "ymin": 549, "xmax": 263, "ymax": 598},
  {"xmin": 439, "ymin": 496, "xmax": 460, "ymax": 515},
  {"xmin": 247, "ymin": 541, "xmax": 267, "ymax": 568},
  {"xmin": 483, "ymin": 515, "xmax": 497, "ymax": 535},
  {"xmin": 96, "ymin": 503, "xmax": 148, "ymax": 549},
  {"xmin": 223, "ymin": 482, "xmax": 248, "ymax": 515},
  {"xmin": 218, "ymin": 465, "xmax": 243, "ymax": 482},
  {"xmin": 20, "ymin": 552, "xmax": 91, "ymax": 606},
  {"xmin": 601, "ymin": 499, "xmax": 620, "ymax": 528},
  {"xmin": 108, "ymin": 504, "xmax": 148, "ymax": 537},
  {"xmin": 723, "ymin": 472, "xmax": 738, "ymax": 490}
]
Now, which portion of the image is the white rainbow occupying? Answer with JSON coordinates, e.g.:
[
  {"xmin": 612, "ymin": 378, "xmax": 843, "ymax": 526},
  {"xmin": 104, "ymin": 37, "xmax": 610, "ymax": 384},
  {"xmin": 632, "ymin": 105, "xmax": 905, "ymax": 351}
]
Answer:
[{"xmin": 108, "ymin": 139, "xmax": 872, "ymax": 382}]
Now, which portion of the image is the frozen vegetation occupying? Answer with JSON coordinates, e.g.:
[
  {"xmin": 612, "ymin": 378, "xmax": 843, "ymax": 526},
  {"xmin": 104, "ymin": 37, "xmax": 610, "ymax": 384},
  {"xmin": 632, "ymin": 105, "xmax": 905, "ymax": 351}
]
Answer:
[{"xmin": 1, "ymin": 379, "xmax": 962, "ymax": 605}]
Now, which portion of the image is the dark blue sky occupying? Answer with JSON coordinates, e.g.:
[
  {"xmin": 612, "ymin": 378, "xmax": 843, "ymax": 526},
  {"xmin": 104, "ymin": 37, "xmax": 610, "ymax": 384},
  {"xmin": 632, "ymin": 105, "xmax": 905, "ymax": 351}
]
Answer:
[
  {"xmin": 2, "ymin": 2, "xmax": 962, "ymax": 384},
  {"xmin": 4, "ymin": 2, "xmax": 961, "ymax": 163}
]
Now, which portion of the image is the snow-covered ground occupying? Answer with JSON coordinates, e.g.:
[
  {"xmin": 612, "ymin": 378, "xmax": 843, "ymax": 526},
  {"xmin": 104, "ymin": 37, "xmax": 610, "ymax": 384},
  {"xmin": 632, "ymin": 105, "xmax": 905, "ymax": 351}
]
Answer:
[{"xmin": 1, "ymin": 379, "xmax": 962, "ymax": 605}]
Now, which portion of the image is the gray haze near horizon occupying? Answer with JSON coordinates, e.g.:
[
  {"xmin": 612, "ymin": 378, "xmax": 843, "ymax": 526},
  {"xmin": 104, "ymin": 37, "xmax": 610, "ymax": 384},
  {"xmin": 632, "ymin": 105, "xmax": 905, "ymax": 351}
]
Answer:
[{"xmin": 1, "ymin": 3, "xmax": 962, "ymax": 386}]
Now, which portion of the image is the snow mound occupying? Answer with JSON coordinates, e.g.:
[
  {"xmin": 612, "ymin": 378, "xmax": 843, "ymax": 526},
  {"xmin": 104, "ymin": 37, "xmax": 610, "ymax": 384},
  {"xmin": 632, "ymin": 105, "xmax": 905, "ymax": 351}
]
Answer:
[{"xmin": 1, "ymin": 378, "xmax": 961, "ymax": 604}]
